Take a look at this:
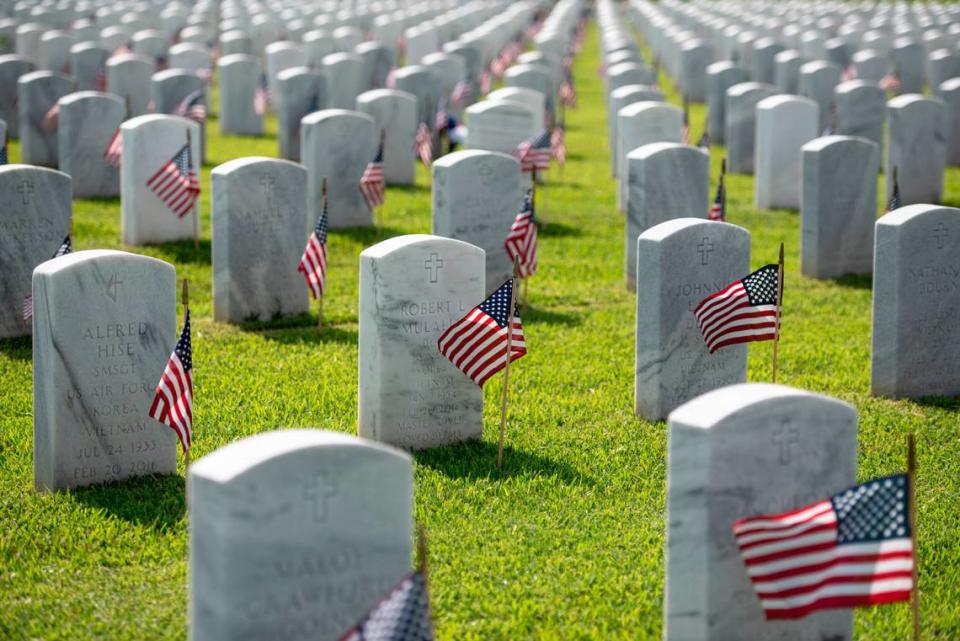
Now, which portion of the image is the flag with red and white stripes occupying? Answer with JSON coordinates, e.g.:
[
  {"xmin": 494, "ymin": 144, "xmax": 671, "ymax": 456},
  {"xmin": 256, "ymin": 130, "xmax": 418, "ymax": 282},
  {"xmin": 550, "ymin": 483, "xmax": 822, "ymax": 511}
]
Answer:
[
  {"xmin": 359, "ymin": 139, "xmax": 385, "ymax": 209},
  {"xmin": 149, "ymin": 310, "xmax": 193, "ymax": 453},
  {"xmin": 337, "ymin": 570, "xmax": 434, "ymax": 641},
  {"xmin": 103, "ymin": 128, "xmax": 122, "ymax": 167},
  {"xmin": 147, "ymin": 142, "xmax": 200, "ymax": 218},
  {"xmin": 550, "ymin": 125, "xmax": 566, "ymax": 167},
  {"xmin": 437, "ymin": 278, "xmax": 526, "ymax": 386},
  {"xmin": 451, "ymin": 79, "xmax": 472, "ymax": 105},
  {"xmin": 414, "ymin": 122, "xmax": 432, "ymax": 167},
  {"xmin": 504, "ymin": 189, "xmax": 537, "ymax": 278},
  {"xmin": 42, "ymin": 103, "xmax": 60, "ymax": 133},
  {"xmin": 733, "ymin": 474, "xmax": 913, "ymax": 620},
  {"xmin": 694, "ymin": 264, "xmax": 780, "ymax": 353},
  {"xmin": 22, "ymin": 235, "xmax": 72, "ymax": 322},
  {"xmin": 513, "ymin": 129, "xmax": 551, "ymax": 173},
  {"xmin": 298, "ymin": 197, "xmax": 329, "ymax": 299},
  {"xmin": 253, "ymin": 73, "xmax": 270, "ymax": 115},
  {"xmin": 174, "ymin": 88, "xmax": 206, "ymax": 125},
  {"xmin": 708, "ymin": 172, "xmax": 725, "ymax": 221}
]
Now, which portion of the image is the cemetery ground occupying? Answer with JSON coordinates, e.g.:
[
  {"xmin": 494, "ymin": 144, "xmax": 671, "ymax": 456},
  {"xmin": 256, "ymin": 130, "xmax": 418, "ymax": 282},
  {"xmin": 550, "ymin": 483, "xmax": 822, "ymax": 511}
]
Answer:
[{"xmin": 2, "ymin": 24, "xmax": 960, "ymax": 641}]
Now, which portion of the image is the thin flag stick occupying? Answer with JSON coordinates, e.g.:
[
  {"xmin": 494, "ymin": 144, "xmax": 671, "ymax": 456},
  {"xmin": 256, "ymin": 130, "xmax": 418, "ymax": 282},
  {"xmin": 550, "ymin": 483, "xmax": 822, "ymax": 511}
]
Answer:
[
  {"xmin": 377, "ymin": 129, "xmax": 385, "ymax": 238},
  {"xmin": 498, "ymin": 257, "xmax": 520, "ymax": 469},
  {"xmin": 772, "ymin": 242, "xmax": 784, "ymax": 383},
  {"xmin": 908, "ymin": 433, "xmax": 920, "ymax": 641},
  {"xmin": 181, "ymin": 278, "xmax": 191, "ymax": 473},
  {"xmin": 318, "ymin": 177, "xmax": 327, "ymax": 328},
  {"xmin": 186, "ymin": 128, "xmax": 199, "ymax": 257},
  {"xmin": 558, "ymin": 101, "xmax": 566, "ymax": 181}
]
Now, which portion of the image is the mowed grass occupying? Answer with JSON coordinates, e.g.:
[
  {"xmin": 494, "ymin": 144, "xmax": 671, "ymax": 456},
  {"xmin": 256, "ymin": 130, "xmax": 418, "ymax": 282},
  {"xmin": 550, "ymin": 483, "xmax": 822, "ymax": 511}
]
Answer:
[{"xmin": 2, "ymin": 23, "xmax": 960, "ymax": 640}]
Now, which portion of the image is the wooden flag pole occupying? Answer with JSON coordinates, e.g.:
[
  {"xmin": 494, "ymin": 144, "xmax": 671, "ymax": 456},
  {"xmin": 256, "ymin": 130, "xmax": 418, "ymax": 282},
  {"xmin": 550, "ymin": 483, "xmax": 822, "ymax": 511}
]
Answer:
[
  {"xmin": 181, "ymin": 278, "xmax": 191, "ymax": 474},
  {"xmin": 772, "ymin": 242, "xmax": 784, "ymax": 383},
  {"xmin": 497, "ymin": 257, "xmax": 520, "ymax": 469},
  {"xmin": 908, "ymin": 433, "xmax": 920, "ymax": 641},
  {"xmin": 186, "ymin": 128, "xmax": 199, "ymax": 256},
  {"xmin": 318, "ymin": 177, "xmax": 327, "ymax": 328}
]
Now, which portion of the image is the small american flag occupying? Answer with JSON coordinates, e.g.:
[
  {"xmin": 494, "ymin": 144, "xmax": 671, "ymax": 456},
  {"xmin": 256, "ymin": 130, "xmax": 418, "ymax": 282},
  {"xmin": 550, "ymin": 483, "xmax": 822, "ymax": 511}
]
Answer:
[
  {"xmin": 550, "ymin": 125, "xmax": 566, "ymax": 167},
  {"xmin": 359, "ymin": 139, "xmax": 386, "ymax": 209},
  {"xmin": 479, "ymin": 71, "xmax": 492, "ymax": 96},
  {"xmin": 681, "ymin": 101, "xmax": 690, "ymax": 145},
  {"xmin": 148, "ymin": 310, "xmax": 193, "ymax": 453},
  {"xmin": 94, "ymin": 68, "xmax": 107, "ymax": 91},
  {"xmin": 709, "ymin": 172, "xmax": 725, "ymax": 221},
  {"xmin": 22, "ymin": 235, "xmax": 72, "ymax": 321},
  {"xmin": 337, "ymin": 570, "xmax": 434, "ymax": 641},
  {"xmin": 110, "ymin": 42, "xmax": 132, "ymax": 59},
  {"xmin": 733, "ymin": 474, "xmax": 913, "ymax": 620},
  {"xmin": 491, "ymin": 56, "xmax": 506, "ymax": 79},
  {"xmin": 434, "ymin": 102, "xmax": 448, "ymax": 134},
  {"xmin": 504, "ymin": 189, "xmax": 537, "ymax": 278},
  {"xmin": 513, "ymin": 129, "xmax": 551, "ymax": 173},
  {"xmin": 886, "ymin": 167, "xmax": 900, "ymax": 212},
  {"xmin": 147, "ymin": 142, "xmax": 200, "ymax": 218},
  {"xmin": 415, "ymin": 122, "xmax": 433, "ymax": 167},
  {"xmin": 437, "ymin": 278, "xmax": 526, "ymax": 386},
  {"xmin": 694, "ymin": 264, "xmax": 780, "ymax": 353},
  {"xmin": 298, "ymin": 195, "xmax": 329, "ymax": 299},
  {"xmin": 253, "ymin": 73, "xmax": 270, "ymax": 115},
  {"xmin": 103, "ymin": 128, "xmax": 122, "ymax": 167},
  {"xmin": 559, "ymin": 69, "xmax": 577, "ymax": 108},
  {"xmin": 841, "ymin": 64, "xmax": 857, "ymax": 82},
  {"xmin": 174, "ymin": 89, "xmax": 206, "ymax": 125},
  {"xmin": 880, "ymin": 72, "xmax": 901, "ymax": 93},
  {"xmin": 41, "ymin": 103, "xmax": 60, "ymax": 134},
  {"xmin": 451, "ymin": 79, "xmax": 472, "ymax": 105}
]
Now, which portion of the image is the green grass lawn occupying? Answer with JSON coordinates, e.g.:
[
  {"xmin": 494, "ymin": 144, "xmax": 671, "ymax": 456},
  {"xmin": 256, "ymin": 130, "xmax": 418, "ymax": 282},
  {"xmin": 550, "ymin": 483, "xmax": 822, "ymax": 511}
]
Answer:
[{"xmin": 2, "ymin": 22, "xmax": 960, "ymax": 640}]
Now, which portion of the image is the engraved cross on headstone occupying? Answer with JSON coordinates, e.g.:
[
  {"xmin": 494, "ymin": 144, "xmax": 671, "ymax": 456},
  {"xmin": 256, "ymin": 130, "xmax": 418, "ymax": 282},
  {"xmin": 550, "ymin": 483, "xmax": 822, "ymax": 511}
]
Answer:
[
  {"xmin": 105, "ymin": 273, "xmax": 123, "ymax": 302},
  {"xmin": 17, "ymin": 181, "xmax": 34, "ymax": 205},
  {"xmin": 424, "ymin": 252, "xmax": 444, "ymax": 283},
  {"xmin": 934, "ymin": 222, "xmax": 949, "ymax": 249},
  {"xmin": 303, "ymin": 473, "xmax": 337, "ymax": 523},
  {"xmin": 259, "ymin": 174, "xmax": 275, "ymax": 204},
  {"xmin": 772, "ymin": 426, "xmax": 799, "ymax": 465},
  {"xmin": 697, "ymin": 237, "xmax": 714, "ymax": 266}
]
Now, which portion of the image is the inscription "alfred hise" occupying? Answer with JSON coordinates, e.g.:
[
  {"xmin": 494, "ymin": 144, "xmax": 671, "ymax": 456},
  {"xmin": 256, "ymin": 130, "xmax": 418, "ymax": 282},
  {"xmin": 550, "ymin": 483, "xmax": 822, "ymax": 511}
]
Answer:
[{"xmin": 82, "ymin": 322, "xmax": 150, "ymax": 359}]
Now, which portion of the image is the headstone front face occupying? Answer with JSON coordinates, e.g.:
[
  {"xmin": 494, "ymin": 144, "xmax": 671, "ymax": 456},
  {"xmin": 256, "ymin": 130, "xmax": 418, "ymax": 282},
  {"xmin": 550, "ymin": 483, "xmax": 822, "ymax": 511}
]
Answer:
[
  {"xmin": 432, "ymin": 150, "xmax": 522, "ymax": 296},
  {"xmin": 872, "ymin": 204, "xmax": 960, "ymax": 398},
  {"xmin": 892, "ymin": 38, "xmax": 925, "ymax": 94},
  {"xmin": 218, "ymin": 54, "xmax": 263, "ymax": 136},
  {"xmin": 665, "ymin": 383, "xmax": 857, "ymax": 641},
  {"xmin": 834, "ymin": 80, "xmax": 885, "ymax": 152},
  {"xmin": 754, "ymin": 95, "xmax": 818, "ymax": 210},
  {"xmin": 635, "ymin": 219, "xmax": 750, "ymax": 421},
  {"xmin": 358, "ymin": 235, "xmax": 485, "ymax": 449},
  {"xmin": 0, "ymin": 55, "xmax": 36, "ymax": 137},
  {"xmin": 276, "ymin": 67, "xmax": 326, "ymax": 162},
  {"xmin": 392, "ymin": 65, "xmax": 442, "ymax": 131},
  {"xmin": 301, "ymin": 109, "xmax": 376, "ymax": 230},
  {"xmin": 852, "ymin": 49, "xmax": 887, "ymax": 82},
  {"xmin": 355, "ymin": 41, "xmax": 394, "ymax": 91},
  {"xmin": 801, "ymin": 136, "xmax": 879, "ymax": 279},
  {"xmin": 120, "ymin": 115, "xmax": 201, "ymax": 245},
  {"xmin": 33, "ymin": 250, "xmax": 178, "ymax": 492},
  {"xmin": 465, "ymin": 100, "xmax": 535, "ymax": 155},
  {"xmin": 798, "ymin": 61, "xmax": 841, "ymax": 131},
  {"xmin": 706, "ymin": 61, "xmax": 748, "ymax": 144},
  {"xmin": 773, "ymin": 49, "xmax": 804, "ymax": 94},
  {"xmin": 938, "ymin": 78, "xmax": 960, "ymax": 166},
  {"xmin": 725, "ymin": 82, "xmax": 775, "ymax": 174},
  {"xmin": 608, "ymin": 84, "xmax": 665, "ymax": 156},
  {"xmin": 322, "ymin": 52, "xmax": 365, "ymax": 110},
  {"xmin": 71, "ymin": 43, "xmax": 109, "ymax": 91},
  {"xmin": 18, "ymin": 70, "xmax": 72, "ymax": 166},
  {"xmin": 0, "ymin": 165, "xmax": 71, "ymax": 338},
  {"xmin": 487, "ymin": 88, "xmax": 545, "ymax": 137},
  {"xmin": 626, "ymin": 143, "xmax": 709, "ymax": 291},
  {"xmin": 107, "ymin": 54, "xmax": 154, "ymax": 117},
  {"xmin": 211, "ymin": 157, "xmax": 308, "ymax": 323},
  {"xmin": 356, "ymin": 89, "xmax": 416, "ymax": 185},
  {"xmin": 679, "ymin": 39, "xmax": 712, "ymax": 102},
  {"xmin": 58, "ymin": 91, "xmax": 124, "ymax": 197},
  {"xmin": 886, "ymin": 95, "xmax": 946, "ymax": 206},
  {"xmin": 189, "ymin": 429, "xmax": 413, "ymax": 641},
  {"xmin": 617, "ymin": 101, "xmax": 683, "ymax": 209}
]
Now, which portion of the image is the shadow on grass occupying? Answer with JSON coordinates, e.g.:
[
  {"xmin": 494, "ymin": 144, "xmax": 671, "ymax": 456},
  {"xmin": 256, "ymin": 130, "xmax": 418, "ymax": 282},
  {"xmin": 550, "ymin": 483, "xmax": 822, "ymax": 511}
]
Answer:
[
  {"xmin": 830, "ymin": 273, "xmax": 873, "ymax": 290},
  {"xmin": 538, "ymin": 221, "xmax": 582, "ymax": 238},
  {"xmin": 415, "ymin": 440, "xmax": 591, "ymax": 485},
  {"xmin": 335, "ymin": 225, "xmax": 407, "ymax": 246},
  {"xmin": 0, "ymin": 336, "xmax": 31, "ymax": 361},
  {"xmin": 908, "ymin": 395, "xmax": 960, "ymax": 410},
  {"xmin": 73, "ymin": 473, "xmax": 185, "ymax": 530},
  {"xmin": 253, "ymin": 323, "xmax": 358, "ymax": 346},
  {"xmin": 521, "ymin": 304, "xmax": 581, "ymax": 326},
  {"xmin": 147, "ymin": 238, "xmax": 212, "ymax": 265},
  {"xmin": 388, "ymin": 184, "xmax": 431, "ymax": 194}
]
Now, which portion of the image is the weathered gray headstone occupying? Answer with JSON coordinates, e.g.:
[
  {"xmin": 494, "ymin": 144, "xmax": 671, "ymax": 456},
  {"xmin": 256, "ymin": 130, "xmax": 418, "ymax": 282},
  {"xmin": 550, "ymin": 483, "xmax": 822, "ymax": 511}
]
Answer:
[
  {"xmin": 276, "ymin": 67, "xmax": 326, "ymax": 161},
  {"xmin": 392, "ymin": 65, "xmax": 443, "ymax": 131},
  {"xmin": 679, "ymin": 39, "xmax": 712, "ymax": 102},
  {"xmin": 852, "ymin": 49, "xmax": 887, "ymax": 83},
  {"xmin": 773, "ymin": 49, "xmax": 804, "ymax": 94},
  {"xmin": 265, "ymin": 41, "xmax": 305, "ymax": 91},
  {"xmin": 189, "ymin": 429, "xmax": 412, "ymax": 641},
  {"xmin": 0, "ymin": 55, "xmax": 36, "ymax": 138},
  {"xmin": 635, "ymin": 219, "xmax": 750, "ymax": 421},
  {"xmin": 57, "ymin": 91, "xmax": 124, "ymax": 197},
  {"xmin": 872, "ymin": 204, "xmax": 960, "ymax": 398},
  {"xmin": 322, "ymin": 52, "xmax": 365, "ymax": 110},
  {"xmin": 33, "ymin": 249, "xmax": 178, "ymax": 491},
  {"xmin": 70, "ymin": 42, "xmax": 109, "ymax": 91},
  {"xmin": 755, "ymin": 95, "xmax": 819, "ymax": 210},
  {"xmin": 626, "ymin": 143, "xmax": 709, "ymax": 291},
  {"xmin": 617, "ymin": 101, "xmax": 683, "ymax": 210},
  {"xmin": 218, "ymin": 54, "xmax": 263, "ymax": 136},
  {"xmin": 798, "ymin": 61, "xmax": 841, "ymax": 131},
  {"xmin": 706, "ymin": 61, "xmax": 748, "ymax": 144},
  {"xmin": 834, "ymin": 80, "xmax": 885, "ymax": 152},
  {"xmin": 465, "ymin": 99, "xmax": 535, "ymax": 155},
  {"xmin": 608, "ymin": 84, "xmax": 665, "ymax": 159},
  {"xmin": 120, "ymin": 115, "xmax": 201, "ymax": 245},
  {"xmin": 432, "ymin": 150, "xmax": 523, "ymax": 296},
  {"xmin": 725, "ymin": 82, "xmax": 775, "ymax": 174},
  {"xmin": 211, "ymin": 157, "xmax": 308, "ymax": 323},
  {"xmin": 892, "ymin": 38, "xmax": 925, "ymax": 94},
  {"xmin": 355, "ymin": 41, "xmax": 394, "ymax": 91},
  {"xmin": 358, "ymin": 235, "xmax": 485, "ymax": 448},
  {"xmin": 665, "ymin": 383, "xmax": 857, "ymax": 641},
  {"xmin": 801, "ymin": 136, "xmax": 879, "ymax": 279},
  {"xmin": 301, "ymin": 109, "xmax": 376, "ymax": 230},
  {"xmin": 356, "ymin": 89, "xmax": 416, "ymax": 185},
  {"xmin": 886, "ymin": 94, "xmax": 946, "ymax": 206},
  {"xmin": 107, "ymin": 53, "xmax": 153, "ymax": 117},
  {"xmin": 751, "ymin": 38, "xmax": 784, "ymax": 85},
  {"xmin": 937, "ymin": 78, "xmax": 960, "ymax": 167},
  {"xmin": 18, "ymin": 70, "xmax": 72, "ymax": 167}
]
